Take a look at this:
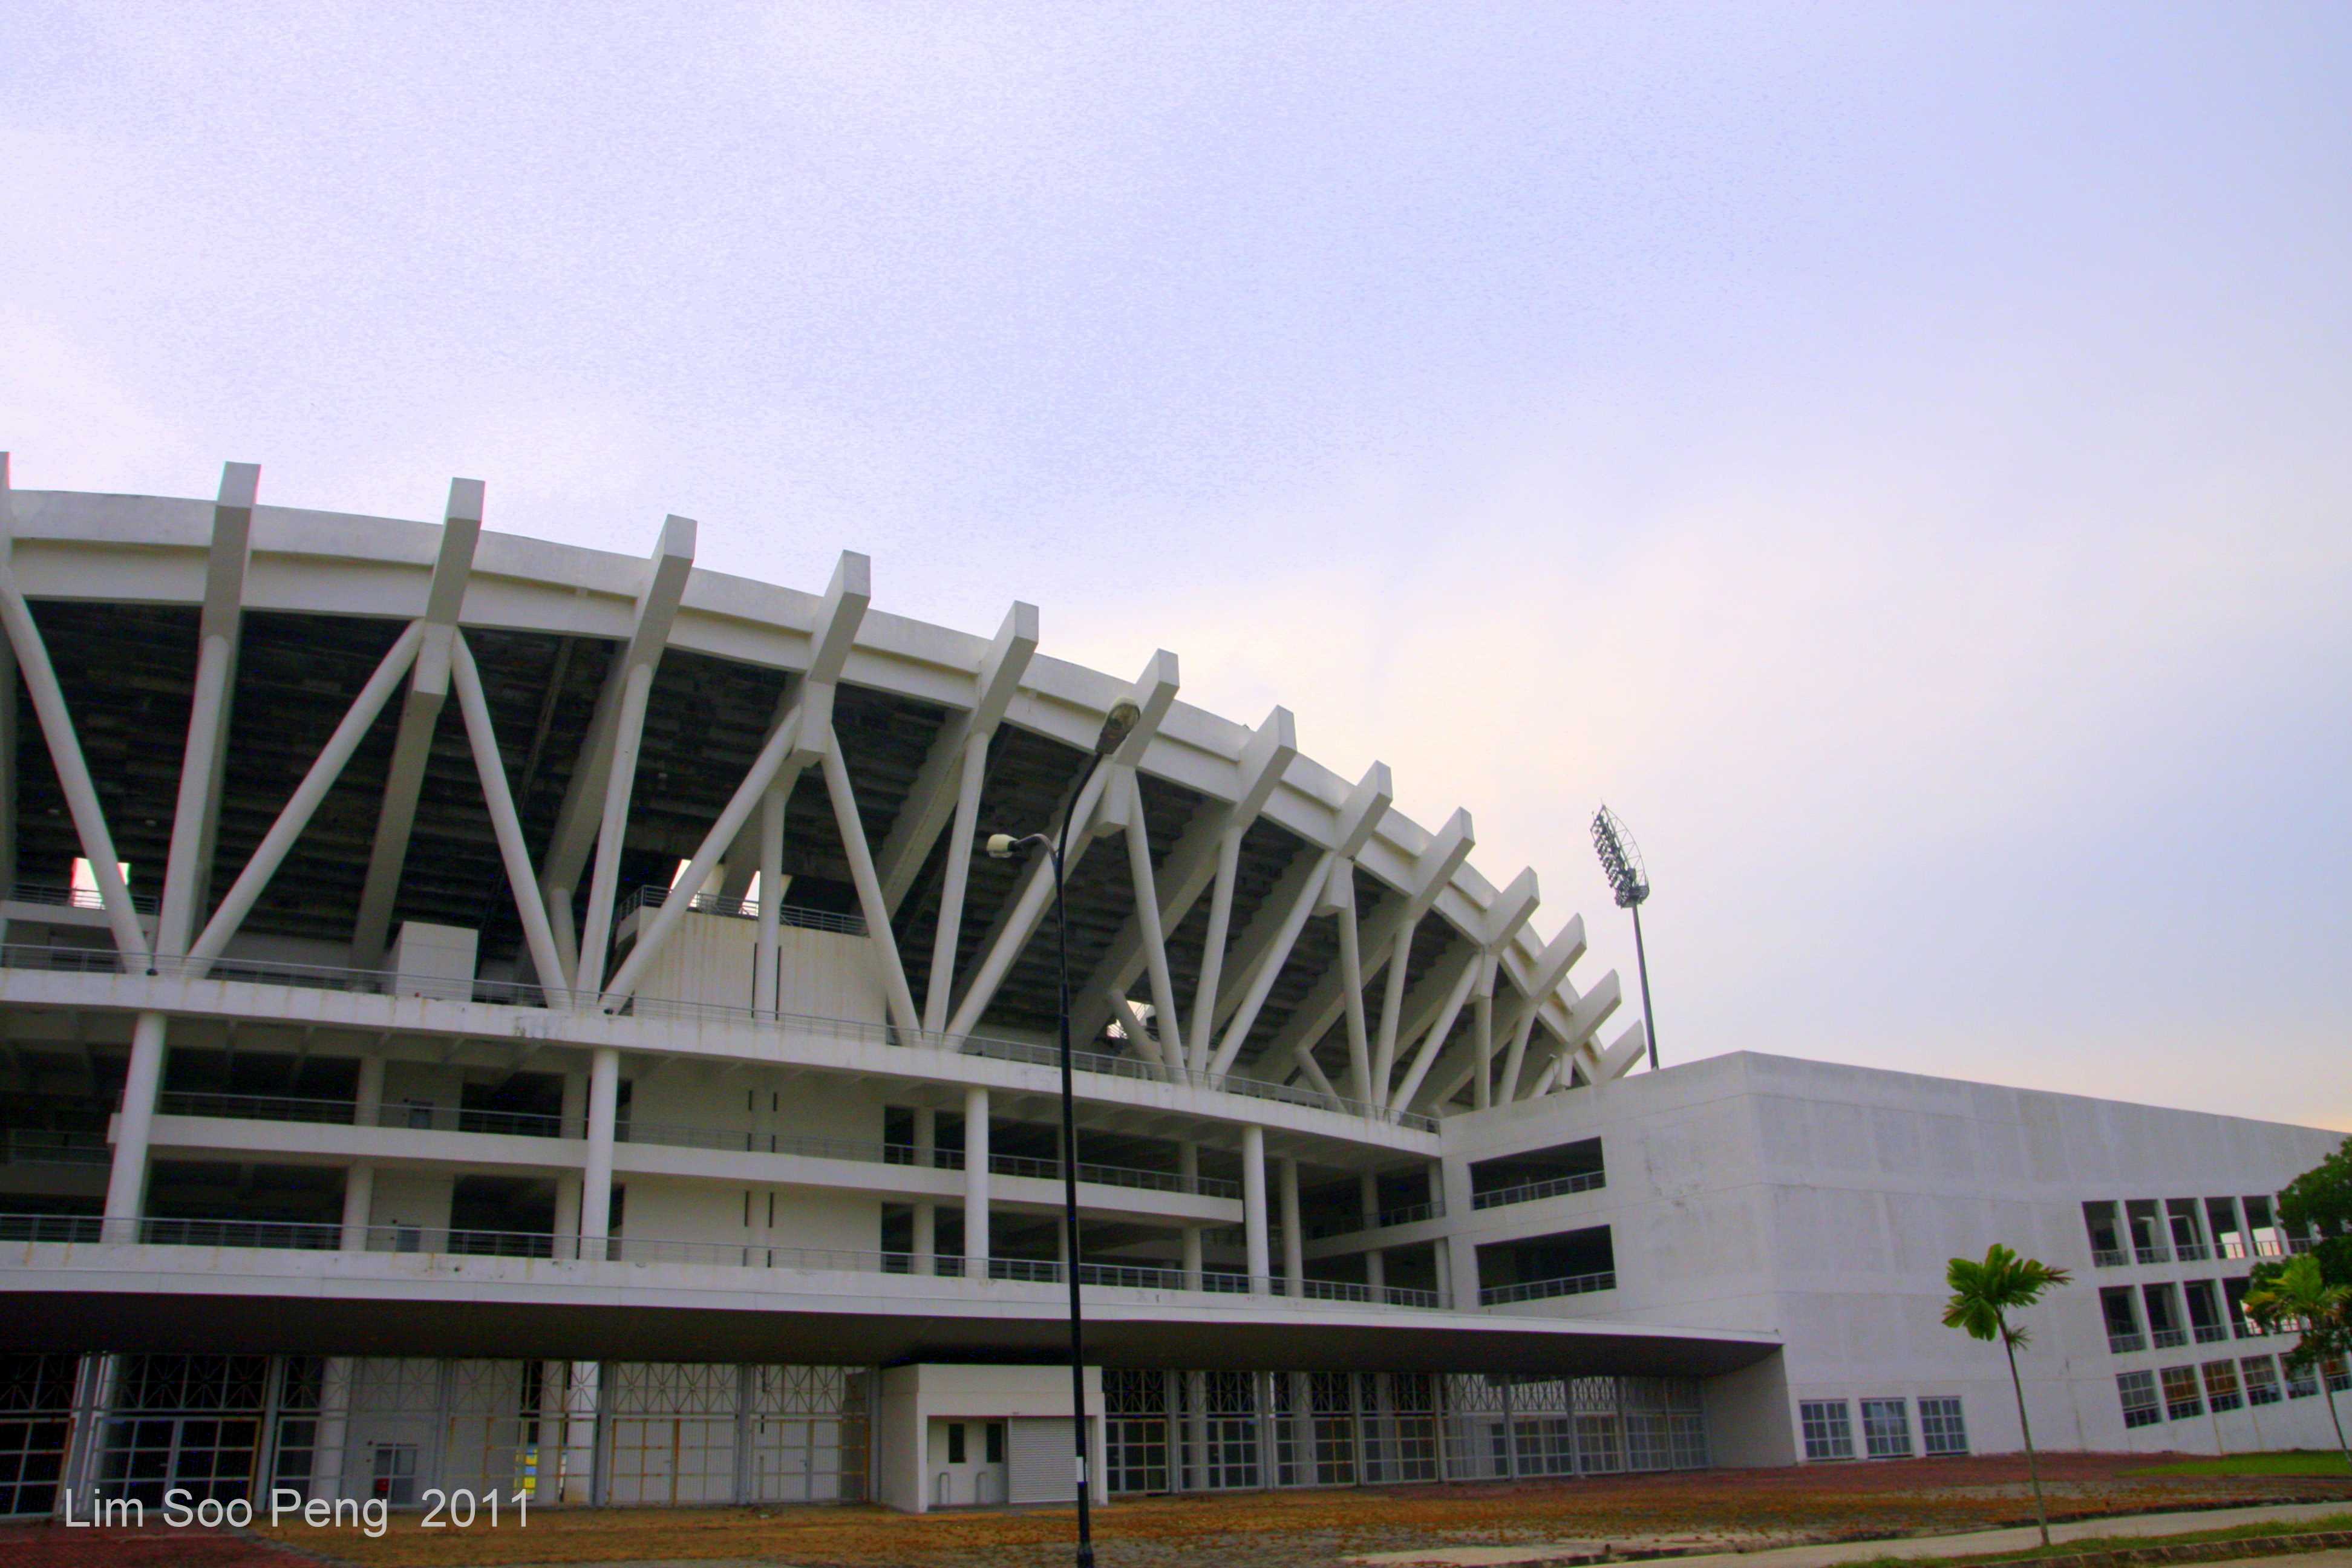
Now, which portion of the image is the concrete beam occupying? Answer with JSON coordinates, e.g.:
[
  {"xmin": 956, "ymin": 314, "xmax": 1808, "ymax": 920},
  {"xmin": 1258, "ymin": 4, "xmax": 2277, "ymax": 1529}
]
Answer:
[{"xmin": 875, "ymin": 601, "xmax": 1039, "ymax": 912}]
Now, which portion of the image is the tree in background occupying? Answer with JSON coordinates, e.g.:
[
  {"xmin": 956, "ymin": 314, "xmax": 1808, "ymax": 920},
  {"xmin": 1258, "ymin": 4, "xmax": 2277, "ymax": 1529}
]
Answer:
[
  {"xmin": 1944, "ymin": 1244, "xmax": 2073, "ymax": 1547},
  {"xmin": 2273, "ymin": 1135, "xmax": 2352, "ymax": 1289},
  {"xmin": 2244, "ymin": 1253, "xmax": 2351, "ymax": 1465}
]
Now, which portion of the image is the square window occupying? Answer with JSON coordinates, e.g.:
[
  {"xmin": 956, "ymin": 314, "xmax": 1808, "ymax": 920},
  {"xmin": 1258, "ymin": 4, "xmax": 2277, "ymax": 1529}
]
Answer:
[
  {"xmin": 2161, "ymin": 1365, "xmax": 2204, "ymax": 1420},
  {"xmin": 2201, "ymin": 1360, "xmax": 2242, "ymax": 1413},
  {"xmin": 2285, "ymin": 1360, "xmax": 2319, "ymax": 1400},
  {"xmin": 1860, "ymin": 1399, "xmax": 1912, "ymax": 1459},
  {"xmin": 2241, "ymin": 1357, "xmax": 2282, "ymax": 1406},
  {"xmin": 2115, "ymin": 1371, "xmax": 2160, "ymax": 1429},
  {"xmin": 1919, "ymin": 1396, "xmax": 1968, "ymax": 1455},
  {"xmin": 1799, "ymin": 1400, "xmax": 1854, "ymax": 1461}
]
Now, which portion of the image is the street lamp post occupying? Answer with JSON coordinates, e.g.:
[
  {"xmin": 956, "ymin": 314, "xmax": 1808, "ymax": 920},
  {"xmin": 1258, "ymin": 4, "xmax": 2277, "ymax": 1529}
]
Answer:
[{"xmin": 985, "ymin": 697, "xmax": 1139, "ymax": 1568}]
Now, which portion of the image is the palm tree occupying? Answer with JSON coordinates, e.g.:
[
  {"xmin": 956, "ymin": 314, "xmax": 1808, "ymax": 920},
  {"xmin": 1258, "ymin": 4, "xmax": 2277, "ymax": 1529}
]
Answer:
[
  {"xmin": 2243, "ymin": 1254, "xmax": 2352, "ymax": 1465},
  {"xmin": 1943, "ymin": 1244, "xmax": 2072, "ymax": 1547}
]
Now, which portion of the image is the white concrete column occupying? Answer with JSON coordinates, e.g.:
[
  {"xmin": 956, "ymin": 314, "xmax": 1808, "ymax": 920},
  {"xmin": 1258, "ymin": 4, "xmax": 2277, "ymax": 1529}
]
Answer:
[
  {"xmin": 1472, "ymin": 993, "xmax": 1494, "ymax": 1111},
  {"xmin": 101, "ymin": 1011, "xmax": 169, "ymax": 1223},
  {"xmin": 754, "ymin": 785, "xmax": 784, "ymax": 1019},
  {"xmin": 962, "ymin": 1085, "xmax": 990, "ymax": 1279},
  {"xmin": 1361, "ymin": 1170, "xmax": 1385, "ymax": 1293},
  {"xmin": 1241, "ymin": 1126, "xmax": 1270, "ymax": 1294},
  {"xmin": 911, "ymin": 1106, "xmax": 936, "ymax": 1273},
  {"xmin": 341, "ymin": 1055, "xmax": 387, "ymax": 1250},
  {"xmin": 1185, "ymin": 1370, "xmax": 1209, "ymax": 1491},
  {"xmin": 556, "ymin": 1068, "xmax": 586, "ymax": 1255},
  {"xmin": 310, "ymin": 1357, "xmax": 353, "ymax": 1501},
  {"xmin": 1279, "ymin": 1157, "xmax": 1304, "ymax": 1298},
  {"xmin": 580, "ymin": 1047, "xmax": 621, "ymax": 1261},
  {"xmin": 339, "ymin": 1166, "xmax": 375, "ymax": 1252},
  {"xmin": 1366, "ymin": 1247, "xmax": 1385, "ymax": 1293},
  {"xmin": 1178, "ymin": 1140, "xmax": 1203, "ymax": 1289}
]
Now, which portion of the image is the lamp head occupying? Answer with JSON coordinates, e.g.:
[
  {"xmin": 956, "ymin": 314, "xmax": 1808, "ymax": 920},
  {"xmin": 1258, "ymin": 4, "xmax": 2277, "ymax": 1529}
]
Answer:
[
  {"xmin": 984, "ymin": 832, "xmax": 1019, "ymax": 860},
  {"xmin": 1093, "ymin": 699, "xmax": 1143, "ymax": 759}
]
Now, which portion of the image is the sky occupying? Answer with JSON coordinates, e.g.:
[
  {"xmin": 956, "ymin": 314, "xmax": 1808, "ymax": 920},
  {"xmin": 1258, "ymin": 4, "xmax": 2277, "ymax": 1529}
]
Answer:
[{"xmin": 2, "ymin": 2, "xmax": 2347, "ymax": 1129}]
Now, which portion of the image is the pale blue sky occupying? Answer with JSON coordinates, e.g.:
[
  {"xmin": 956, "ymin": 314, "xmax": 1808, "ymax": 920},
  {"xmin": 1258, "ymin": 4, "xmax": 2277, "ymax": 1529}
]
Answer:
[{"xmin": 3, "ymin": 3, "xmax": 2347, "ymax": 1125}]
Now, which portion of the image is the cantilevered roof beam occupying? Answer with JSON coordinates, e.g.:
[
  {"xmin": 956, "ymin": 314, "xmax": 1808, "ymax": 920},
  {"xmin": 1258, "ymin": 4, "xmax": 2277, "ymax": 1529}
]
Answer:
[
  {"xmin": 350, "ymin": 479, "xmax": 481, "ymax": 969},
  {"xmin": 944, "ymin": 652, "xmax": 1179, "ymax": 1040},
  {"xmin": 598, "ymin": 553, "xmax": 870, "ymax": 1016},
  {"xmin": 536, "ymin": 516, "xmax": 696, "ymax": 981},
  {"xmin": 1394, "ymin": 868, "xmax": 1539, "ymax": 1113},
  {"xmin": 156, "ymin": 463, "xmax": 257, "ymax": 957},
  {"xmin": 1068, "ymin": 705, "xmax": 1295, "ymax": 1051},
  {"xmin": 875, "ymin": 601, "xmax": 1038, "ymax": 912},
  {"xmin": 0, "ymin": 454, "xmax": 149, "ymax": 963},
  {"xmin": 1494, "ymin": 915, "xmax": 1585, "ymax": 1102}
]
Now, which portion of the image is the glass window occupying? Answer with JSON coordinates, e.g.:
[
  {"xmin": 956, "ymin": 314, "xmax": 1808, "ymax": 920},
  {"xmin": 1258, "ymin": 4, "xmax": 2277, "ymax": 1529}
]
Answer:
[
  {"xmin": 2115, "ymin": 1371, "xmax": 2160, "ymax": 1429},
  {"xmin": 946, "ymin": 1422, "xmax": 966, "ymax": 1464},
  {"xmin": 2325, "ymin": 1356, "xmax": 2350, "ymax": 1394},
  {"xmin": 2161, "ymin": 1365, "xmax": 2204, "ymax": 1420},
  {"xmin": 2241, "ymin": 1357, "xmax": 2281, "ymax": 1406},
  {"xmin": 1860, "ymin": 1398, "xmax": 1911, "ymax": 1458},
  {"xmin": 2201, "ymin": 1359, "xmax": 2242, "ymax": 1412},
  {"xmin": 2082, "ymin": 1201, "xmax": 2125, "ymax": 1263},
  {"xmin": 1919, "ymin": 1396, "xmax": 1968, "ymax": 1455},
  {"xmin": 985, "ymin": 1421, "xmax": 1005, "ymax": 1465},
  {"xmin": 1799, "ymin": 1400, "xmax": 1854, "ymax": 1461},
  {"xmin": 2206, "ymin": 1198, "xmax": 2247, "ymax": 1259}
]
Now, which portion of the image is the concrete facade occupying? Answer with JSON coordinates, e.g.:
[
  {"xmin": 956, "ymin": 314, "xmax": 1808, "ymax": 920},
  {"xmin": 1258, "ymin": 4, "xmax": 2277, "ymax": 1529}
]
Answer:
[{"xmin": 0, "ymin": 463, "xmax": 2340, "ymax": 1520}]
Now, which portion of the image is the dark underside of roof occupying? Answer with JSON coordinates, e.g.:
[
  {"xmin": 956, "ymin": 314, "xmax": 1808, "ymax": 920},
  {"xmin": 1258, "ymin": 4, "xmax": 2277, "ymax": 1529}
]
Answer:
[{"xmin": 8, "ymin": 601, "xmax": 1519, "ymax": 1095}]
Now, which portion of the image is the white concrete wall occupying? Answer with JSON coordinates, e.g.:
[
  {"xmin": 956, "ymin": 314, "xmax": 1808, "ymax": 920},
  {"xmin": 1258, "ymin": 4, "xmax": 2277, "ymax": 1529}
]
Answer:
[{"xmin": 875, "ymin": 1364, "xmax": 1106, "ymax": 1514}]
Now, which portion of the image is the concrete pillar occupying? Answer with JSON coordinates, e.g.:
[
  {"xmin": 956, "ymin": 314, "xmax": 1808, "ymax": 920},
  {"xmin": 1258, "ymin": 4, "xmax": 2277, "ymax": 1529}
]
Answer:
[
  {"xmin": 580, "ymin": 1047, "xmax": 620, "ymax": 1261},
  {"xmin": 963, "ymin": 1085, "xmax": 990, "ymax": 1279},
  {"xmin": 1185, "ymin": 1370, "xmax": 1209, "ymax": 1492},
  {"xmin": 101, "ymin": 1011, "xmax": 169, "ymax": 1223},
  {"xmin": 1360, "ymin": 1169, "xmax": 1385, "ymax": 1296},
  {"xmin": 556, "ymin": 1068, "xmax": 587, "ymax": 1255},
  {"xmin": 1179, "ymin": 1140, "xmax": 1200, "ymax": 1194},
  {"xmin": 1181, "ymin": 1225, "xmax": 1203, "ymax": 1291},
  {"xmin": 1241, "ymin": 1126, "xmax": 1269, "ymax": 1294},
  {"xmin": 911, "ymin": 1106, "xmax": 936, "ymax": 1273},
  {"xmin": 341, "ymin": 1056, "xmax": 387, "ymax": 1250},
  {"xmin": 1278, "ymin": 1157, "xmax": 1304, "ymax": 1298},
  {"xmin": 754, "ymin": 786, "xmax": 784, "ymax": 1018}
]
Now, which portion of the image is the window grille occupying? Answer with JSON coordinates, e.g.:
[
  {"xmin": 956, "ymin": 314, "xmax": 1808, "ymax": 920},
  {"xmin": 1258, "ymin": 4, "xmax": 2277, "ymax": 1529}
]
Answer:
[
  {"xmin": 1860, "ymin": 1398, "xmax": 1912, "ymax": 1458},
  {"xmin": 1799, "ymin": 1400, "xmax": 1854, "ymax": 1461},
  {"xmin": 2115, "ymin": 1372, "xmax": 2160, "ymax": 1429}
]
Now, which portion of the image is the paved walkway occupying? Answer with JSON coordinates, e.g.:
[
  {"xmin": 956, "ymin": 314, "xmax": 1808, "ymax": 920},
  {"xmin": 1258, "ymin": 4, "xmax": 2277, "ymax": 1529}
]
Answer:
[{"xmin": 1349, "ymin": 1500, "xmax": 2352, "ymax": 1568}]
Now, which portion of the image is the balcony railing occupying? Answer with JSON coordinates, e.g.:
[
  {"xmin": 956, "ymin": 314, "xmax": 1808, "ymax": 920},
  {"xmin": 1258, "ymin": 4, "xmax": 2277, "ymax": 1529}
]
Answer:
[
  {"xmin": 0, "ymin": 1214, "xmax": 1445, "ymax": 1308},
  {"xmin": 1472, "ymin": 1171, "xmax": 1606, "ymax": 1210},
  {"xmin": 2174, "ymin": 1241, "xmax": 2211, "ymax": 1262},
  {"xmin": 1478, "ymin": 1270, "xmax": 1617, "ymax": 1307},
  {"xmin": 1, "ymin": 943, "xmax": 1442, "ymax": 1134},
  {"xmin": 6, "ymin": 882, "xmax": 161, "ymax": 915},
  {"xmin": 2133, "ymin": 1244, "xmax": 2171, "ymax": 1265},
  {"xmin": 142, "ymin": 1094, "xmax": 1246, "ymax": 1200},
  {"xmin": 2192, "ymin": 1322, "xmax": 2230, "ymax": 1344},
  {"xmin": 2090, "ymin": 1248, "xmax": 2129, "ymax": 1268},
  {"xmin": 2106, "ymin": 1330, "xmax": 2146, "ymax": 1354},
  {"xmin": 2150, "ymin": 1327, "xmax": 2187, "ymax": 1349},
  {"xmin": 0, "ymin": 1129, "xmax": 111, "ymax": 1166},
  {"xmin": 616, "ymin": 884, "xmax": 865, "ymax": 936},
  {"xmin": 1305, "ymin": 1199, "xmax": 1448, "ymax": 1241}
]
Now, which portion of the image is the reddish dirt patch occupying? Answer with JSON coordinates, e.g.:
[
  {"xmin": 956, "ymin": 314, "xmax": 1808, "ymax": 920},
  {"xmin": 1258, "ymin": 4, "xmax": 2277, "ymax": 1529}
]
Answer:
[{"xmin": 0, "ymin": 1523, "xmax": 307, "ymax": 1568}]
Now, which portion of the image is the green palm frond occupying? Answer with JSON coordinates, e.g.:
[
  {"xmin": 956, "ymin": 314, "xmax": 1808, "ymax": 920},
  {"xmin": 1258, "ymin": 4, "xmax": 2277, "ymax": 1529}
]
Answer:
[{"xmin": 1944, "ymin": 1244, "xmax": 2071, "ymax": 1344}]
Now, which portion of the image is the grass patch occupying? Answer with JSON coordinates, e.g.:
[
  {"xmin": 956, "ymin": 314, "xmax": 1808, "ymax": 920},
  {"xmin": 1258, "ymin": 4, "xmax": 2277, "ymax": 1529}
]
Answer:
[
  {"xmin": 1841, "ymin": 1509, "xmax": 2352, "ymax": 1568},
  {"xmin": 2126, "ymin": 1452, "xmax": 2352, "ymax": 1478}
]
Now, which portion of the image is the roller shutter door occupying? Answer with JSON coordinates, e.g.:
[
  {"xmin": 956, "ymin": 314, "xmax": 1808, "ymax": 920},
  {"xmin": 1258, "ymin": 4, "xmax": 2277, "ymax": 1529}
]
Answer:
[{"xmin": 1007, "ymin": 1417, "xmax": 1078, "ymax": 1505}]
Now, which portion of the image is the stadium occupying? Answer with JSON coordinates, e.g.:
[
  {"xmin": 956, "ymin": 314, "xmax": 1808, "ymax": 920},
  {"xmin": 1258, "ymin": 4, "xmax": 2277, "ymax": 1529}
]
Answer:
[{"xmin": 0, "ymin": 459, "xmax": 2340, "ymax": 1517}]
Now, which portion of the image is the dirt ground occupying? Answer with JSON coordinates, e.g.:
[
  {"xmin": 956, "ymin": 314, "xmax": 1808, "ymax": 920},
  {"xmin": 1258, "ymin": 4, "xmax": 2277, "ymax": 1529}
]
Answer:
[{"xmin": 5, "ymin": 1454, "xmax": 2350, "ymax": 1568}]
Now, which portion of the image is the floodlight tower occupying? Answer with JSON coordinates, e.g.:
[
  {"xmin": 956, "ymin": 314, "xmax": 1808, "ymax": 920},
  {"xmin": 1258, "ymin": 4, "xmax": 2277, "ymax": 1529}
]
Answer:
[{"xmin": 1590, "ymin": 805, "xmax": 1660, "ymax": 1073}]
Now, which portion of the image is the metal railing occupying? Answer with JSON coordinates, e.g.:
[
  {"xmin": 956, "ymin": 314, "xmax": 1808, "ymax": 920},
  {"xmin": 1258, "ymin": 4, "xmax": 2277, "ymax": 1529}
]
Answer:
[
  {"xmin": 1305, "ymin": 1199, "xmax": 1448, "ymax": 1240},
  {"xmin": 2089, "ymin": 1247, "xmax": 2129, "ymax": 1268},
  {"xmin": 2192, "ymin": 1322, "xmax": 2230, "ymax": 1344},
  {"xmin": 0, "ymin": 1129, "xmax": 111, "ymax": 1166},
  {"xmin": 0, "ymin": 943, "xmax": 1442, "ymax": 1134},
  {"xmin": 0, "ymin": 1214, "xmax": 1445, "ymax": 1309},
  {"xmin": 6, "ymin": 882, "xmax": 161, "ymax": 915},
  {"xmin": 1472, "ymin": 1171, "xmax": 1606, "ymax": 1210},
  {"xmin": 2174, "ymin": 1241, "xmax": 2211, "ymax": 1261},
  {"xmin": 2151, "ymin": 1327, "xmax": 2187, "ymax": 1349},
  {"xmin": 2106, "ymin": 1330, "xmax": 2146, "ymax": 1354},
  {"xmin": 616, "ymin": 884, "xmax": 866, "ymax": 936},
  {"xmin": 1478, "ymin": 1270, "xmax": 1618, "ymax": 1306},
  {"xmin": 2133, "ymin": 1244, "xmax": 2171, "ymax": 1265}
]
